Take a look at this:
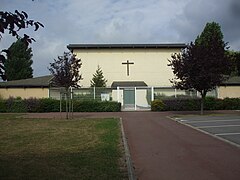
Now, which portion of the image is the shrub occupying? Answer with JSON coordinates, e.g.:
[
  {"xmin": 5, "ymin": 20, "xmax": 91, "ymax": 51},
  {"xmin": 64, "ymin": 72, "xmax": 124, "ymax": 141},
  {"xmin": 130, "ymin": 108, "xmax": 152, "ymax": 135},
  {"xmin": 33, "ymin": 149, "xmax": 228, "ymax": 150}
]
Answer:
[
  {"xmin": 222, "ymin": 98, "xmax": 240, "ymax": 110},
  {"xmin": 73, "ymin": 100, "xmax": 121, "ymax": 112},
  {"xmin": 204, "ymin": 97, "xmax": 224, "ymax": 110},
  {"xmin": 161, "ymin": 98, "xmax": 201, "ymax": 111},
  {"xmin": 6, "ymin": 97, "xmax": 27, "ymax": 113},
  {"xmin": 151, "ymin": 98, "xmax": 201, "ymax": 111},
  {"xmin": 204, "ymin": 97, "xmax": 218, "ymax": 110},
  {"xmin": 23, "ymin": 98, "xmax": 41, "ymax": 112},
  {"xmin": 151, "ymin": 100, "xmax": 165, "ymax": 111},
  {"xmin": 185, "ymin": 98, "xmax": 201, "ymax": 110},
  {"xmin": 0, "ymin": 99, "xmax": 6, "ymax": 112},
  {"xmin": 151, "ymin": 97, "xmax": 240, "ymax": 111},
  {"xmin": 0, "ymin": 97, "xmax": 121, "ymax": 113},
  {"xmin": 38, "ymin": 98, "xmax": 60, "ymax": 112}
]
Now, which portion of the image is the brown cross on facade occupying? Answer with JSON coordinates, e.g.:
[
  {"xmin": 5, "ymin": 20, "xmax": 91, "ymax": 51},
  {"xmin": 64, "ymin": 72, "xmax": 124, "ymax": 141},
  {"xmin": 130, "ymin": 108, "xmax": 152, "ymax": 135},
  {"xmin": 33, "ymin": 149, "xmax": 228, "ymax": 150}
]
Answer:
[{"xmin": 122, "ymin": 60, "xmax": 134, "ymax": 76}]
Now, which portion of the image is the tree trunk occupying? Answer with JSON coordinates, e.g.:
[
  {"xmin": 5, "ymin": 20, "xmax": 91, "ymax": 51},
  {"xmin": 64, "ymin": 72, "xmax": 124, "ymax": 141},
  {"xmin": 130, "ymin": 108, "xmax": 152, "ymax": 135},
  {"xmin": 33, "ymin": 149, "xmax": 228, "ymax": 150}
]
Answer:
[
  {"xmin": 65, "ymin": 90, "xmax": 69, "ymax": 119},
  {"xmin": 70, "ymin": 88, "xmax": 73, "ymax": 119},
  {"xmin": 200, "ymin": 97, "xmax": 204, "ymax": 115},
  {"xmin": 200, "ymin": 91, "xmax": 207, "ymax": 115},
  {"xmin": 60, "ymin": 92, "xmax": 62, "ymax": 113}
]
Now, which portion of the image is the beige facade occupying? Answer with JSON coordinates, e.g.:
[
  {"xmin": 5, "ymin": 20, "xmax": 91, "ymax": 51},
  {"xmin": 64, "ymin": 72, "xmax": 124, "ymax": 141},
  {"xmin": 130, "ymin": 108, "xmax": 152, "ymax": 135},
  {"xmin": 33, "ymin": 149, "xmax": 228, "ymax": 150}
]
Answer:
[
  {"xmin": 67, "ymin": 44, "xmax": 186, "ymax": 110},
  {"xmin": 72, "ymin": 48, "xmax": 182, "ymax": 87},
  {"xmin": 0, "ymin": 87, "xmax": 49, "ymax": 99},
  {"xmin": 218, "ymin": 86, "xmax": 240, "ymax": 99}
]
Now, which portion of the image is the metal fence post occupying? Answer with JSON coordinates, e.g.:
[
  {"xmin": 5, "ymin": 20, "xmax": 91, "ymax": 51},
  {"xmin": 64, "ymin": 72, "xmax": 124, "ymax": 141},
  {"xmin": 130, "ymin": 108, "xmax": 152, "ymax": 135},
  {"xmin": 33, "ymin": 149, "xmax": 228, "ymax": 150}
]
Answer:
[
  {"xmin": 151, "ymin": 87, "xmax": 154, "ymax": 101},
  {"xmin": 117, "ymin": 86, "xmax": 120, "ymax": 102},
  {"xmin": 135, "ymin": 87, "xmax": 137, "ymax": 110}
]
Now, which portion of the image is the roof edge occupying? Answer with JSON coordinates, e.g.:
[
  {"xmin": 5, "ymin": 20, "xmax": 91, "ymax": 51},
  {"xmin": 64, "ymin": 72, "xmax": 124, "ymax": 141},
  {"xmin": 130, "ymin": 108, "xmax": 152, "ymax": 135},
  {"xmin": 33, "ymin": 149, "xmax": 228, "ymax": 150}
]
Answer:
[
  {"xmin": 0, "ymin": 85, "xmax": 49, "ymax": 88},
  {"xmin": 67, "ymin": 43, "xmax": 186, "ymax": 50}
]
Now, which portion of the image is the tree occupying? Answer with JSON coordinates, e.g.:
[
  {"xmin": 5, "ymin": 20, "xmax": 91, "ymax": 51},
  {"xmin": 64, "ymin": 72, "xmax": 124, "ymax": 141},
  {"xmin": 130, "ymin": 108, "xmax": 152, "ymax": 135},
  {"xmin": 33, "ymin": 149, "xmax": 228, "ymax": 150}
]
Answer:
[
  {"xmin": 5, "ymin": 39, "xmax": 33, "ymax": 81},
  {"xmin": 90, "ymin": 65, "xmax": 107, "ymax": 87},
  {"xmin": 236, "ymin": 52, "xmax": 240, "ymax": 76},
  {"xmin": 49, "ymin": 52, "xmax": 82, "ymax": 119},
  {"xmin": 0, "ymin": 10, "xmax": 44, "ymax": 80},
  {"xmin": 226, "ymin": 50, "xmax": 240, "ymax": 76},
  {"xmin": 168, "ymin": 22, "xmax": 230, "ymax": 114}
]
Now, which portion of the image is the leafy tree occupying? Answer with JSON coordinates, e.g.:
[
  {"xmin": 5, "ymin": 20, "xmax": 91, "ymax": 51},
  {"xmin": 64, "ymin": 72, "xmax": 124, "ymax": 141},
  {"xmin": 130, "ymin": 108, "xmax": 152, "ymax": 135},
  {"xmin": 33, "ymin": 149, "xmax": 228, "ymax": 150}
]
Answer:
[
  {"xmin": 236, "ymin": 52, "xmax": 240, "ymax": 76},
  {"xmin": 168, "ymin": 22, "xmax": 230, "ymax": 114},
  {"xmin": 0, "ymin": 10, "xmax": 43, "ymax": 42},
  {"xmin": 49, "ymin": 52, "xmax": 82, "ymax": 119},
  {"xmin": 0, "ymin": 10, "xmax": 44, "ymax": 80},
  {"xmin": 90, "ymin": 65, "xmax": 107, "ymax": 87},
  {"xmin": 5, "ymin": 39, "xmax": 33, "ymax": 81},
  {"xmin": 226, "ymin": 50, "xmax": 240, "ymax": 76}
]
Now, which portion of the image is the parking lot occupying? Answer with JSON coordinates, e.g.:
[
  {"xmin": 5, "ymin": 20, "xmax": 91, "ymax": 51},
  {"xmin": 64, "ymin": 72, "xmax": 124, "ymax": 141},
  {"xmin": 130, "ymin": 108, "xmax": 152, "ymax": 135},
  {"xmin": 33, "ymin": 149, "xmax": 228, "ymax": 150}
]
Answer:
[{"xmin": 175, "ymin": 114, "xmax": 240, "ymax": 147}]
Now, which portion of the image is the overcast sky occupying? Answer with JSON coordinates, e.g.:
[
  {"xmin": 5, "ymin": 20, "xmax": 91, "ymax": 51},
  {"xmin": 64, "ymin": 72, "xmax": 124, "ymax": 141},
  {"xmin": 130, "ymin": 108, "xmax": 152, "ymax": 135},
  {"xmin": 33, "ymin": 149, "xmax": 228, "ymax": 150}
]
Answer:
[{"xmin": 1, "ymin": 0, "xmax": 240, "ymax": 77}]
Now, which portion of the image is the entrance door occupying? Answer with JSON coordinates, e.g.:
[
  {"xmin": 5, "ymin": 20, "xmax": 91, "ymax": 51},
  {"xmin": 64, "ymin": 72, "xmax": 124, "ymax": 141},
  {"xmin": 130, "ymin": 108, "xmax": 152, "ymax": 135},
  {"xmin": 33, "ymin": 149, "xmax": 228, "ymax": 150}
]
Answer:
[{"xmin": 123, "ymin": 89, "xmax": 135, "ymax": 108}]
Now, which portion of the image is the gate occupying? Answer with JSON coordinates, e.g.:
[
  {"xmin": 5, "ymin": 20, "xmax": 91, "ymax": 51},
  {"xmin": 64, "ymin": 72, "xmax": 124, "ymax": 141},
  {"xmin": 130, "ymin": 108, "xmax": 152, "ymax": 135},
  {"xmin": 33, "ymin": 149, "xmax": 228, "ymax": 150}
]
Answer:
[
  {"xmin": 123, "ymin": 88, "xmax": 135, "ymax": 109},
  {"xmin": 117, "ymin": 87, "xmax": 154, "ymax": 111}
]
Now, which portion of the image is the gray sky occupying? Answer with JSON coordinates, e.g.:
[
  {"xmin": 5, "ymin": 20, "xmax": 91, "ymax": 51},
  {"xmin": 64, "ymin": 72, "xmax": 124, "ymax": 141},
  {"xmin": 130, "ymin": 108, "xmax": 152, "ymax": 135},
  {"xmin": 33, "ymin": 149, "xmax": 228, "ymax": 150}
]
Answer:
[{"xmin": 1, "ymin": 0, "xmax": 240, "ymax": 77}]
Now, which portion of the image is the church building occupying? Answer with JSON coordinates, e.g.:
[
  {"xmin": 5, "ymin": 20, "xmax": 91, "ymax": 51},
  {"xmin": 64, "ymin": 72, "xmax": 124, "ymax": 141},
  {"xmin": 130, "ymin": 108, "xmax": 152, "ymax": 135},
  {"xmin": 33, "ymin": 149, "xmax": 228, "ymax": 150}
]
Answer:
[
  {"xmin": 67, "ymin": 44, "xmax": 186, "ymax": 110},
  {"xmin": 67, "ymin": 44, "xmax": 185, "ymax": 87},
  {"xmin": 0, "ymin": 44, "xmax": 238, "ymax": 110}
]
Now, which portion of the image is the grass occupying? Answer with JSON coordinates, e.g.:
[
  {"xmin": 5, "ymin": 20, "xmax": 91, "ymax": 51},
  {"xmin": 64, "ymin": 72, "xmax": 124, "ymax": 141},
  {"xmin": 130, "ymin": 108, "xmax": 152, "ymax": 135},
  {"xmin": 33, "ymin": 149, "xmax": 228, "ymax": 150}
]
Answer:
[{"xmin": 0, "ymin": 114, "xmax": 127, "ymax": 179}]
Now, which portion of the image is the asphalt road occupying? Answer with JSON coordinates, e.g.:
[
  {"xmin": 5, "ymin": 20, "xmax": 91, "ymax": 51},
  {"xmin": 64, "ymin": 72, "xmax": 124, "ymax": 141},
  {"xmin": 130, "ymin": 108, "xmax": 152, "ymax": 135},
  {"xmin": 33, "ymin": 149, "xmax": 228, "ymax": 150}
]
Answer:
[
  {"xmin": 121, "ymin": 112, "xmax": 240, "ymax": 180},
  {"xmin": 176, "ymin": 115, "xmax": 240, "ymax": 146}
]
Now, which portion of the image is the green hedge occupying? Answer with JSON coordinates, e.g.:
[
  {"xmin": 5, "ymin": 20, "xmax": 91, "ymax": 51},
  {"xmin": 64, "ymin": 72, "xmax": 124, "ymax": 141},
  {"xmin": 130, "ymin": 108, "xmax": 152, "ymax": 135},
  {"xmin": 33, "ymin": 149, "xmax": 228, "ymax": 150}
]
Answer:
[
  {"xmin": 151, "ymin": 97, "xmax": 240, "ymax": 111},
  {"xmin": 0, "ymin": 98, "xmax": 121, "ymax": 113},
  {"xmin": 151, "ymin": 100, "xmax": 165, "ymax": 111},
  {"xmin": 73, "ymin": 101, "xmax": 121, "ymax": 112}
]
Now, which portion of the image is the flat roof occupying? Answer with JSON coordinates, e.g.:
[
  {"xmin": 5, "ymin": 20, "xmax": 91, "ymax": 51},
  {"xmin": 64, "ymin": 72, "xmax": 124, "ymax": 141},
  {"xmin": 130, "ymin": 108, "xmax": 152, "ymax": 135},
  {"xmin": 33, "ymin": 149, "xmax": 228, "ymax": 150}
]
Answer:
[
  {"xmin": 67, "ymin": 43, "xmax": 186, "ymax": 50},
  {"xmin": 111, "ymin": 81, "xmax": 148, "ymax": 88}
]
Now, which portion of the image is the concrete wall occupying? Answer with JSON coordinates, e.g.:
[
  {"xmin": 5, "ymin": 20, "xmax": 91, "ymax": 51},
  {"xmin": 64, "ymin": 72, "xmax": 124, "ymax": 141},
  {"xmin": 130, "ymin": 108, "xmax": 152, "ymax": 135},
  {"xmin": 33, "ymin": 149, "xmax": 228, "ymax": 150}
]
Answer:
[
  {"xmin": 73, "ymin": 48, "xmax": 181, "ymax": 87},
  {"xmin": 218, "ymin": 86, "xmax": 240, "ymax": 99},
  {"xmin": 0, "ymin": 88, "xmax": 49, "ymax": 99}
]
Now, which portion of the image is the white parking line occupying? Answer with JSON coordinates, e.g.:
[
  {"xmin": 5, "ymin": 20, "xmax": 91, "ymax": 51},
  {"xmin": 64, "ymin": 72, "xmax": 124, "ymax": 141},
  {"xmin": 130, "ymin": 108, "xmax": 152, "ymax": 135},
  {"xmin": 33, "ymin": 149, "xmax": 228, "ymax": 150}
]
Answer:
[
  {"xmin": 215, "ymin": 132, "xmax": 240, "ymax": 136},
  {"xmin": 198, "ymin": 125, "xmax": 240, "ymax": 128},
  {"xmin": 181, "ymin": 119, "xmax": 240, "ymax": 123}
]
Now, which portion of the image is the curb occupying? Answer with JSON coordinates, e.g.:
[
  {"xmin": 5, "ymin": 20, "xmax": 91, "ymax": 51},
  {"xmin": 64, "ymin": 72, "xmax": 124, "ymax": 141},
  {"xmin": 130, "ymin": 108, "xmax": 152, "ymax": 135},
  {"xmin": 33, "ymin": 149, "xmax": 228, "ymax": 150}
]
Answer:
[{"xmin": 120, "ymin": 118, "xmax": 136, "ymax": 180}]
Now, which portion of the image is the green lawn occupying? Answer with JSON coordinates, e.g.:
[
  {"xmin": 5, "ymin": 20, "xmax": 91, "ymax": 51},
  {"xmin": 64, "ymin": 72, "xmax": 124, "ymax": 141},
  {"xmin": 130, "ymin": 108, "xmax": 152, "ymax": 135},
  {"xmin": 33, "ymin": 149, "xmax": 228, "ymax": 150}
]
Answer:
[{"xmin": 0, "ymin": 114, "xmax": 127, "ymax": 179}]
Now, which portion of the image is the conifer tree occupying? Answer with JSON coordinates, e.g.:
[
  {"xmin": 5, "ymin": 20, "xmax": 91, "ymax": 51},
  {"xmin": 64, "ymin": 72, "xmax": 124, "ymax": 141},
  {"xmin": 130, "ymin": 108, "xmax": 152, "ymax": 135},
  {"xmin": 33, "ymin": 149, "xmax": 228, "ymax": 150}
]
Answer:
[
  {"xmin": 90, "ymin": 65, "xmax": 107, "ymax": 87},
  {"xmin": 0, "ymin": 10, "xmax": 44, "ymax": 81},
  {"xmin": 5, "ymin": 39, "xmax": 33, "ymax": 81}
]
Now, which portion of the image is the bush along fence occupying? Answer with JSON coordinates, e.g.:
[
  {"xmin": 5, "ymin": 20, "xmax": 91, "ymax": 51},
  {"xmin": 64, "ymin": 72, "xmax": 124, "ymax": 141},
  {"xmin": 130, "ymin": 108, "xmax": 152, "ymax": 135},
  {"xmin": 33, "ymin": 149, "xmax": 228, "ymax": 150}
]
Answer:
[
  {"xmin": 151, "ymin": 97, "xmax": 240, "ymax": 111},
  {"xmin": 0, "ymin": 97, "xmax": 121, "ymax": 113},
  {"xmin": 1, "ymin": 97, "xmax": 239, "ymax": 113}
]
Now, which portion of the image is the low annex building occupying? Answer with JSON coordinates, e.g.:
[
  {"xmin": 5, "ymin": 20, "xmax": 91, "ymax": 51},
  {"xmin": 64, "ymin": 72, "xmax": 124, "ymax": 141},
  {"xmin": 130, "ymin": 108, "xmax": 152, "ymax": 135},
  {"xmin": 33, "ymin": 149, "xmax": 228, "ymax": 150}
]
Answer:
[
  {"xmin": 0, "ymin": 75, "xmax": 53, "ymax": 99},
  {"xmin": 218, "ymin": 76, "xmax": 240, "ymax": 99}
]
